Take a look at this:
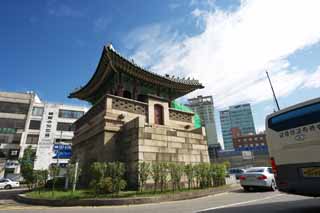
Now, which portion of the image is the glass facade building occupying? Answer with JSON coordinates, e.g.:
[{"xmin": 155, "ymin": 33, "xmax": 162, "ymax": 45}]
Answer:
[
  {"xmin": 188, "ymin": 96, "xmax": 219, "ymax": 146},
  {"xmin": 220, "ymin": 103, "xmax": 256, "ymax": 150}
]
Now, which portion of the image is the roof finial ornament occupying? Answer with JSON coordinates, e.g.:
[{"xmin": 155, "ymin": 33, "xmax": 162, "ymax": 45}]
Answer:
[{"xmin": 107, "ymin": 42, "xmax": 115, "ymax": 51}]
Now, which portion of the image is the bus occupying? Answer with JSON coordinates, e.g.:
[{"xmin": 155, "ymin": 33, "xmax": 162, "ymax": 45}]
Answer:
[{"xmin": 266, "ymin": 97, "xmax": 320, "ymax": 197}]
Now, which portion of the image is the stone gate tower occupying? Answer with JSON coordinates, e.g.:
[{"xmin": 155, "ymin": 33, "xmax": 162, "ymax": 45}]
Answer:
[{"xmin": 69, "ymin": 44, "xmax": 210, "ymax": 188}]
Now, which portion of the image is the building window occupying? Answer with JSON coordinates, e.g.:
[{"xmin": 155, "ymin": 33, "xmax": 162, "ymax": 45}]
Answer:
[
  {"xmin": 55, "ymin": 138, "xmax": 72, "ymax": 143},
  {"xmin": 48, "ymin": 112, "xmax": 54, "ymax": 115},
  {"xmin": 0, "ymin": 101, "xmax": 29, "ymax": 114},
  {"xmin": 56, "ymin": 122, "xmax": 74, "ymax": 131},
  {"xmin": 0, "ymin": 134, "xmax": 10, "ymax": 143},
  {"xmin": 256, "ymin": 143, "xmax": 259, "ymax": 146},
  {"xmin": 32, "ymin": 107, "xmax": 44, "ymax": 116},
  {"xmin": 250, "ymin": 144, "xmax": 254, "ymax": 147},
  {"xmin": 254, "ymin": 137, "xmax": 258, "ymax": 141},
  {"xmin": 26, "ymin": 134, "xmax": 39, "ymax": 144},
  {"xmin": 249, "ymin": 138, "xmax": 252, "ymax": 141},
  {"xmin": 259, "ymin": 137, "xmax": 263, "ymax": 140},
  {"xmin": 243, "ymin": 138, "xmax": 247, "ymax": 142},
  {"xmin": 58, "ymin": 110, "xmax": 84, "ymax": 119},
  {"xmin": 154, "ymin": 104, "xmax": 164, "ymax": 125},
  {"xmin": 45, "ymin": 133, "xmax": 50, "ymax": 138},
  {"xmin": 29, "ymin": 120, "xmax": 41, "ymax": 130},
  {"xmin": 238, "ymin": 139, "xmax": 241, "ymax": 142},
  {"xmin": 12, "ymin": 134, "xmax": 21, "ymax": 144},
  {"xmin": 0, "ymin": 118, "xmax": 25, "ymax": 129}
]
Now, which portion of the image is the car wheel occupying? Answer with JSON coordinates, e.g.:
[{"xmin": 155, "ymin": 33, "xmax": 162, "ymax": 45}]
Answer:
[
  {"xmin": 243, "ymin": 186, "xmax": 250, "ymax": 192},
  {"xmin": 270, "ymin": 181, "xmax": 276, "ymax": 191},
  {"xmin": 4, "ymin": 185, "xmax": 12, "ymax": 190}
]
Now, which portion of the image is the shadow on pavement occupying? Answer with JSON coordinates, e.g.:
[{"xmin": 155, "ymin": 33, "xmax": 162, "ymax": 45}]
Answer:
[
  {"xmin": 231, "ymin": 188, "xmax": 274, "ymax": 193},
  {"xmin": 0, "ymin": 188, "xmax": 28, "ymax": 201},
  {"xmin": 201, "ymin": 197, "xmax": 320, "ymax": 213}
]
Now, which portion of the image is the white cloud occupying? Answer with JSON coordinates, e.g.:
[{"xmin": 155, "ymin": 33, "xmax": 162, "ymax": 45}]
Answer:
[
  {"xmin": 126, "ymin": 0, "xmax": 320, "ymax": 108},
  {"xmin": 304, "ymin": 66, "xmax": 320, "ymax": 88}
]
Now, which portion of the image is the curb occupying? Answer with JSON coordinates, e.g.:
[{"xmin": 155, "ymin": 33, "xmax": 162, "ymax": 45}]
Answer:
[{"xmin": 15, "ymin": 184, "xmax": 241, "ymax": 207}]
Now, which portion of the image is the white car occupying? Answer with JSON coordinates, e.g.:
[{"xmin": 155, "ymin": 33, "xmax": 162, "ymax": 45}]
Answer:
[
  {"xmin": 239, "ymin": 167, "xmax": 276, "ymax": 191},
  {"xmin": 0, "ymin": 179, "xmax": 20, "ymax": 189}
]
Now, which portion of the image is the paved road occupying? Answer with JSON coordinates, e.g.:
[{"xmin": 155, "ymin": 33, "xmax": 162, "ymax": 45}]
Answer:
[{"xmin": 0, "ymin": 188, "xmax": 319, "ymax": 212}]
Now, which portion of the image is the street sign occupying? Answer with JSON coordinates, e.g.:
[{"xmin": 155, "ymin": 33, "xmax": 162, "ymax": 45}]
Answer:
[
  {"xmin": 242, "ymin": 151, "xmax": 253, "ymax": 160},
  {"xmin": 53, "ymin": 144, "xmax": 72, "ymax": 159}
]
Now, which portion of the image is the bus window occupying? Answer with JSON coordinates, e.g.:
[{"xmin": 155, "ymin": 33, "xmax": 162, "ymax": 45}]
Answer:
[{"xmin": 268, "ymin": 102, "xmax": 320, "ymax": 131}]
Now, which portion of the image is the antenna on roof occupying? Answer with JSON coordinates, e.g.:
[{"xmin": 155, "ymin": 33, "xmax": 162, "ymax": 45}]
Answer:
[{"xmin": 266, "ymin": 70, "xmax": 280, "ymax": 111}]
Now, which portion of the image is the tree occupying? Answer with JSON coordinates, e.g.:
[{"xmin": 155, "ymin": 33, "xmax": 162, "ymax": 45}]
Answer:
[
  {"xmin": 150, "ymin": 163, "xmax": 161, "ymax": 192},
  {"xmin": 184, "ymin": 164, "xmax": 194, "ymax": 189},
  {"xmin": 49, "ymin": 165, "xmax": 60, "ymax": 197},
  {"xmin": 89, "ymin": 162, "xmax": 106, "ymax": 196},
  {"xmin": 106, "ymin": 162, "xmax": 126, "ymax": 195},
  {"xmin": 19, "ymin": 146, "xmax": 36, "ymax": 189},
  {"xmin": 169, "ymin": 163, "xmax": 184, "ymax": 191},
  {"xmin": 34, "ymin": 170, "xmax": 48, "ymax": 194},
  {"xmin": 138, "ymin": 162, "xmax": 150, "ymax": 192},
  {"xmin": 159, "ymin": 162, "xmax": 168, "ymax": 192}
]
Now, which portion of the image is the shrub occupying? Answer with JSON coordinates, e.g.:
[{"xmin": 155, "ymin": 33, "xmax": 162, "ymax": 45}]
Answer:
[
  {"xmin": 150, "ymin": 163, "xmax": 161, "ymax": 192},
  {"xmin": 138, "ymin": 162, "xmax": 150, "ymax": 192},
  {"xmin": 89, "ymin": 162, "xmax": 126, "ymax": 195},
  {"xmin": 34, "ymin": 170, "xmax": 48, "ymax": 194},
  {"xmin": 169, "ymin": 163, "xmax": 184, "ymax": 191},
  {"xmin": 159, "ymin": 162, "xmax": 169, "ymax": 192},
  {"xmin": 106, "ymin": 162, "xmax": 126, "ymax": 194},
  {"xmin": 184, "ymin": 164, "xmax": 194, "ymax": 189}
]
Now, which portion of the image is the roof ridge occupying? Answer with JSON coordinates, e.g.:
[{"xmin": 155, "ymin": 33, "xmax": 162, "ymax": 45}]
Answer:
[{"xmin": 104, "ymin": 44, "xmax": 203, "ymax": 87}]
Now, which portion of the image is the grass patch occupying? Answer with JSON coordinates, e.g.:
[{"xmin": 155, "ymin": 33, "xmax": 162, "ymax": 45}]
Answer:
[{"xmin": 25, "ymin": 185, "xmax": 229, "ymax": 200}]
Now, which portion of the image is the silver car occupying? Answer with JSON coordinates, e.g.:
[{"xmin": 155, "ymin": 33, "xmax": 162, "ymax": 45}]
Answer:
[{"xmin": 239, "ymin": 167, "xmax": 276, "ymax": 191}]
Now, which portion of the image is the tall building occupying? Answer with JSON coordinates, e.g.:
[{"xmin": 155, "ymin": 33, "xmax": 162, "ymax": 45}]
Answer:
[
  {"xmin": 220, "ymin": 103, "xmax": 256, "ymax": 150},
  {"xmin": 0, "ymin": 91, "xmax": 88, "ymax": 179},
  {"xmin": 187, "ymin": 96, "xmax": 219, "ymax": 146},
  {"xmin": 0, "ymin": 91, "xmax": 34, "ymax": 178}
]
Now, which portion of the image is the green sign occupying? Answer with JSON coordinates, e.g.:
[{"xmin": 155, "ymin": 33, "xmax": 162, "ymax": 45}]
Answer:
[{"xmin": 0, "ymin": 128, "xmax": 16, "ymax": 134}]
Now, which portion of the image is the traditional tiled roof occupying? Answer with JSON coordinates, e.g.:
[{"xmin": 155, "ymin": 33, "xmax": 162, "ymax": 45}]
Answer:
[{"xmin": 69, "ymin": 44, "xmax": 204, "ymax": 100}]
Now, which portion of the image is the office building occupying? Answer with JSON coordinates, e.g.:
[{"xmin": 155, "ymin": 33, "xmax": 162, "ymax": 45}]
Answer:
[
  {"xmin": 220, "ymin": 103, "xmax": 256, "ymax": 150},
  {"xmin": 0, "ymin": 91, "xmax": 88, "ymax": 178},
  {"xmin": 188, "ymin": 96, "xmax": 219, "ymax": 146},
  {"xmin": 0, "ymin": 92, "xmax": 34, "ymax": 178}
]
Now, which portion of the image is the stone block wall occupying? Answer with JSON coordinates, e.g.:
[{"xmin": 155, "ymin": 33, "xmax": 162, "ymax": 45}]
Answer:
[{"xmin": 138, "ymin": 125, "xmax": 209, "ymax": 164}]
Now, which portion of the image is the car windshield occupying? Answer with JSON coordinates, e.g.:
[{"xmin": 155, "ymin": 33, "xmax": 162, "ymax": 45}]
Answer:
[{"xmin": 246, "ymin": 168, "xmax": 265, "ymax": 173}]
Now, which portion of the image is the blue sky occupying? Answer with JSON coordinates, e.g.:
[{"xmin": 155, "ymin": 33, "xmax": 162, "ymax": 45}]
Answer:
[{"xmin": 1, "ymin": 0, "xmax": 320, "ymax": 146}]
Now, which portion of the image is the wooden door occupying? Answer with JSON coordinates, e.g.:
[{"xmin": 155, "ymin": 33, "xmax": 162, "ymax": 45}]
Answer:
[{"xmin": 154, "ymin": 104, "xmax": 164, "ymax": 125}]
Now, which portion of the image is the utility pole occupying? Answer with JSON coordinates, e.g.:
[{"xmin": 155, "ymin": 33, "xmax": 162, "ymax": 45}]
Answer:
[
  {"xmin": 266, "ymin": 71, "xmax": 280, "ymax": 111},
  {"xmin": 72, "ymin": 161, "xmax": 79, "ymax": 193}
]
